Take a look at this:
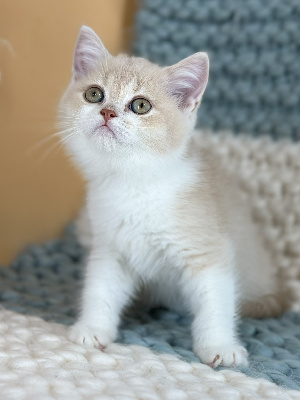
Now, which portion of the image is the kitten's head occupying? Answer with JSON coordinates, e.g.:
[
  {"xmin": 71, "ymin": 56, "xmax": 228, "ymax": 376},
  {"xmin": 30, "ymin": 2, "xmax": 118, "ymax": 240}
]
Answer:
[{"xmin": 59, "ymin": 26, "xmax": 209, "ymax": 176}]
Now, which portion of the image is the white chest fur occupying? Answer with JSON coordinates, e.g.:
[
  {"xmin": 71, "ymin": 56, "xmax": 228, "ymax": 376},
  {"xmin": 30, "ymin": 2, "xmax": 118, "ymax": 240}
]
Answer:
[{"xmin": 86, "ymin": 161, "xmax": 196, "ymax": 280}]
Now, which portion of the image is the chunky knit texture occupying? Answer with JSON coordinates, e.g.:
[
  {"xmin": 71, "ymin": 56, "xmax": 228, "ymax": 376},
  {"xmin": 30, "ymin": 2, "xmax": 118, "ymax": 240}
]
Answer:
[
  {"xmin": 1, "ymin": 131, "xmax": 300, "ymax": 397},
  {"xmin": 133, "ymin": 0, "xmax": 300, "ymax": 140},
  {"xmin": 2, "ymin": 310, "xmax": 299, "ymax": 400}
]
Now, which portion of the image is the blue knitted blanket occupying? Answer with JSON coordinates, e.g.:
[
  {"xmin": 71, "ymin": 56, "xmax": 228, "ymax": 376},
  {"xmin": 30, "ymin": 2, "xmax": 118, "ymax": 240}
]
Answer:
[
  {"xmin": 133, "ymin": 0, "xmax": 300, "ymax": 140},
  {"xmin": 1, "ymin": 226, "xmax": 299, "ymax": 391}
]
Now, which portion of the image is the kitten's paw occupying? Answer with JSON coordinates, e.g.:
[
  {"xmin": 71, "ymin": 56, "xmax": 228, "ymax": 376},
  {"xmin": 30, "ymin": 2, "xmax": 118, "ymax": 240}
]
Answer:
[
  {"xmin": 69, "ymin": 322, "xmax": 116, "ymax": 350},
  {"xmin": 194, "ymin": 344, "xmax": 248, "ymax": 368}
]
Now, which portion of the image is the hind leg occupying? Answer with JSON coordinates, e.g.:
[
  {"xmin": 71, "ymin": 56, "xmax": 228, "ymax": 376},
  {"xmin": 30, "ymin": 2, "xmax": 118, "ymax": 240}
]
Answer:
[
  {"xmin": 239, "ymin": 248, "xmax": 290, "ymax": 318},
  {"xmin": 241, "ymin": 292, "xmax": 289, "ymax": 318}
]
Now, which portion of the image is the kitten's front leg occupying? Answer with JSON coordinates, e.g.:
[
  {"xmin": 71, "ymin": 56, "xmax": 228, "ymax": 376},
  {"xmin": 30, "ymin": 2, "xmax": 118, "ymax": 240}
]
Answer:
[
  {"xmin": 70, "ymin": 251, "xmax": 134, "ymax": 349},
  {"xmin": 182, "ymin": 266, "xmax": 248, "ymax": 368}
]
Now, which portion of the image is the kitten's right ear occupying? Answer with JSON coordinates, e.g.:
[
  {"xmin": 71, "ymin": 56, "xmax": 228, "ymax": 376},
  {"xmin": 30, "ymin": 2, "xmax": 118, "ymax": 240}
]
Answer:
[{"xmin": 72, "ymin": 26, "xmax": 109, "ymax": 81}]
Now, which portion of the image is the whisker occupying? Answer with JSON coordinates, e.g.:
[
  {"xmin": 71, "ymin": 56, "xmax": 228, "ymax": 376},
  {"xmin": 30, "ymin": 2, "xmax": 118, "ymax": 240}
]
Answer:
[
  {"xmin": 26, "ymin": 127, "xmax": 76, "ymax": 157},
  {"xmin": 35, "ymin": 140, "xmax": 63, "ymax": 164},
  {"xmin": 52, "ymin": 127, "xmax": 76, "ymax": 137},
  {"xmin": 26, "ymin": 134, "xmax": 57, "ymax": 157},
  {"xmin": 36, "ymin": 130, "xmax": 77, "ymax": 164}
]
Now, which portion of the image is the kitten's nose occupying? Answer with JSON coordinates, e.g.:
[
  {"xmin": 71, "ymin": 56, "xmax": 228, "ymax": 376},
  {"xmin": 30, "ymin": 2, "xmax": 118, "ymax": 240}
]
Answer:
[{"xmin": 100, "ymin": 108, "xmax": 117, "ymax": 124}]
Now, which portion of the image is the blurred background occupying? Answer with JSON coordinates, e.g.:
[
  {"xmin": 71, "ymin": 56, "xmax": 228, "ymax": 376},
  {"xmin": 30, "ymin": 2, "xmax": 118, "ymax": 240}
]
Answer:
[{"xmin": 1, "ymin": 0, "xmax": 299, "ymax": 265}]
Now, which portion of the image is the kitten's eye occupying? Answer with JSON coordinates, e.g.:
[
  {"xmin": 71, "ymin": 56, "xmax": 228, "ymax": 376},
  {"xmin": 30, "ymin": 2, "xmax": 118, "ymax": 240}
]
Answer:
[
  {"xmin": 130, "ymin": 98, "xmax": 151, "ymax": 114},
  {"xmin": 84, "ymin": 87, "xmax": 104, "ymax": 103}
]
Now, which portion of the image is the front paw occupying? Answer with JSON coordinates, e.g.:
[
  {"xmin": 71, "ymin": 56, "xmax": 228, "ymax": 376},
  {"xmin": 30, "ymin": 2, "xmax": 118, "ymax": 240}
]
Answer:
[
  {"xmin": 69, "ymin": 322, "xmax": 117, "ymax": 349},
  {"xmin": 194, "ymin": 343, "xmax": 248, "ymax": 368}
]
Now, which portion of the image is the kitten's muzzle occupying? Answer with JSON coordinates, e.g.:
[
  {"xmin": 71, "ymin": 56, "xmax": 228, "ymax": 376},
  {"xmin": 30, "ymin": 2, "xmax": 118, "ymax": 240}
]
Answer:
[{"xmin": 100, "ymin": 108, "xmax": 117, "ymax": 125}]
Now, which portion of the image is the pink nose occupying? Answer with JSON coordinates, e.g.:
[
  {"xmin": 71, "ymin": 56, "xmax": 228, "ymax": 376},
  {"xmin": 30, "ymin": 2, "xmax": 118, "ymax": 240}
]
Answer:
[{"xmin": 100, "ymin": 108, "xmax": 117, "ymax": 124}]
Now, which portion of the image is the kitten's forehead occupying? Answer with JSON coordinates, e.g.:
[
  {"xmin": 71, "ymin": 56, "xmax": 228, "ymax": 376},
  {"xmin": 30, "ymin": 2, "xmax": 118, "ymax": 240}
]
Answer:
[{"xmin": 101, "ymin": 55, "xmax": 163, "ymax": 93}]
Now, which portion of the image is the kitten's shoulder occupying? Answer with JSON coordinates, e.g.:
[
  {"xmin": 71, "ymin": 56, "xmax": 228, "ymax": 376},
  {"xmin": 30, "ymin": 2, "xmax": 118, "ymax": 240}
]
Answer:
[
  {"xmin": 182, "ymin": 130, "xmax": 238, "ymax": 214},
  {"xmin": 186, "ymin": 130, "xmax": 223, "ymax": 176}
]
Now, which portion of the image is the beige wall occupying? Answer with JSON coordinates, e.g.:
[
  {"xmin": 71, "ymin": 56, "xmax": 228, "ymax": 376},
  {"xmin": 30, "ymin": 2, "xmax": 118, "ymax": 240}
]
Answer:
[{"xmin": 0, "ymin": 0, "xmax": 137, "ymax": 265}]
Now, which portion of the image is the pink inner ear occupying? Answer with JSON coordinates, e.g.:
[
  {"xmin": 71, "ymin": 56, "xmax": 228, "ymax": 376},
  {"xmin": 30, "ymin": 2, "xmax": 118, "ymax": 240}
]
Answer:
[
  {"xmin": 73, "ymin": 26, "xmax": 109, "ymax": 80},
  {"xmin": 167, "ymin": 53, "xmax": 209, "ymax": 109}
]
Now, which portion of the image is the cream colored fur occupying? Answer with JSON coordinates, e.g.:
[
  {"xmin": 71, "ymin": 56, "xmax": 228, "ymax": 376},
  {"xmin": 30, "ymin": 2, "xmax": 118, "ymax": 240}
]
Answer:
[{"xmin": 59, "ymin": 26, "xmax": 288, "ymax": 368}]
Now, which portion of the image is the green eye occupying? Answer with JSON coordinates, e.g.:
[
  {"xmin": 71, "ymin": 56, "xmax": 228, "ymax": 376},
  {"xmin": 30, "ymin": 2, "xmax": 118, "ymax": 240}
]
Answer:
[
  {"xmin": 130, "ymin": 98, "xmax": 151, "ymax": 114},
  {"xmin": 84, "ymin": 86, "xmax": 104, "ymax": 103}
]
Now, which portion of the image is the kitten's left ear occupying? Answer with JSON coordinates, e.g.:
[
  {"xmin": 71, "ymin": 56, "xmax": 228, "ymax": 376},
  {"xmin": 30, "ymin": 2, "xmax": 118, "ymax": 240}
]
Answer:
[
  {"xmin": 166, "ymin": 53, "xmax": 209, "ymax": 112},
  {"xmin": 72, "ymin": 25, "xmax": 110, "ymax": 81}
]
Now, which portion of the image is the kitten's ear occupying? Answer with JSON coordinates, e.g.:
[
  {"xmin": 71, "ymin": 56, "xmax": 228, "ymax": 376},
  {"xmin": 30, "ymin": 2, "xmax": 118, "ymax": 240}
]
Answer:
[
  {"xmin": 166, "ymin": 53, "xmax": 209, "ymax": 111},
  {"xmin": 72, "ymin": 25, "xmax": 110, "ymax": 80}
]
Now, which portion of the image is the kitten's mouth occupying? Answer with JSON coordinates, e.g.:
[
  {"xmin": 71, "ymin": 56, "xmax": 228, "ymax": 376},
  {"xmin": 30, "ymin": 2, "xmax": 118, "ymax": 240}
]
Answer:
[{"xmin": 93, "ymin": 123, "xmax": 116, "ymax": 139}]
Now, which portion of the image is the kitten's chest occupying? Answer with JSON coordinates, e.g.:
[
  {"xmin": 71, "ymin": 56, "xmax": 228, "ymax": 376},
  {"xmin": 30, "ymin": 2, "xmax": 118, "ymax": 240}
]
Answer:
[
  {"xmin": 99, "ymin": 184, "xmax": 174, "ymax": 237},
  {"xmin": 89, "ymin": 178, "xmax": 181, "ymax": 263}
]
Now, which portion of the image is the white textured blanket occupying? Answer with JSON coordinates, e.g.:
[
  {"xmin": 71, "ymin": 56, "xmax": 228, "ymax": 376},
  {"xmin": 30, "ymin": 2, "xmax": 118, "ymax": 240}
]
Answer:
[{"xmin": 1, "ymin": 309, "xmax": 299, "ymax": 400}]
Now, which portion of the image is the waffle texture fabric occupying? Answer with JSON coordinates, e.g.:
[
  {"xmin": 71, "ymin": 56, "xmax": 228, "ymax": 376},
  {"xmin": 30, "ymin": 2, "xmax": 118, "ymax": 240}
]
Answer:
[
  {"xmin": 1, "ymin": 132, "xmax": 300, "ymax": 397},
  {"xmin": 133, "ymin": 0, "xmax": 300, "ymax": 140}
]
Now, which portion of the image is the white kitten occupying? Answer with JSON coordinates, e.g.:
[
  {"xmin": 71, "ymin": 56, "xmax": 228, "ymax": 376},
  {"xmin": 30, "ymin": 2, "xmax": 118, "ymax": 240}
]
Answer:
[{"xmin": 59, "ymin": 26, "xmax": 287, "ymax": 368}]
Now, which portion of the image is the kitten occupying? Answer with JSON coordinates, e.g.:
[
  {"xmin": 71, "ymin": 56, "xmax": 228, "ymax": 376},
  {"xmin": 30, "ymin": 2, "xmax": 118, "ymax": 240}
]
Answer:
[{"xmin": 59, "ymin": 26, "xmax": 286, "ymax": 368}]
